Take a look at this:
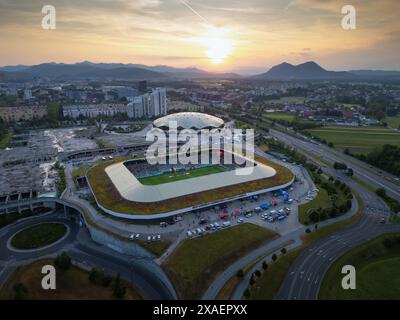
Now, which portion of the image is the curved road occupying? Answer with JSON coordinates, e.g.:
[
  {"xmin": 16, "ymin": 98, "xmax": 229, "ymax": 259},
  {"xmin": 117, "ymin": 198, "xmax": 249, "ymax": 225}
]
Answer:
[
  {"xmin": 276, "ymin": 183, "xmax": 400, "ymax": 299},
  {"xmin": 0, "ymin": 213, "xmax": 176, "ymax": 300}
]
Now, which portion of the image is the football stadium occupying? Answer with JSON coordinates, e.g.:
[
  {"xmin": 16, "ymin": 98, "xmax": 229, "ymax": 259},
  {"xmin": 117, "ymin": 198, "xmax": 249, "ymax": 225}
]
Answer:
[{"xmin": 86, "ymin": 146, "xmax": 295, "ymax": 220}]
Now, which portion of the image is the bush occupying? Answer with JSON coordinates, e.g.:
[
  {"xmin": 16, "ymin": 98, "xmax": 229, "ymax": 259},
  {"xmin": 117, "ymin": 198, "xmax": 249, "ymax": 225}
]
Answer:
[
  {"xmin": 271, "ymin": 253, "xmax": 278, "ymax": 261},
  {"xmin": 13, "ymin": 283, "xmax": 28, "ymax": 300},
  {"xmin": 262, "ymin": 261, "xmax": 268, "ymax": 270},
  {"xmin": 236, "ymin": 269, "xmax": 244, "ymax": 278},
  {"xmin": 281, "ymin": 248, "xmax": 287, "ymax": 254},
  {"xmin": 54, "ymin": 252, "xmax": 71, "ymax": 270},
  {"xmin": 254, "ymin": 269, "xmax": 261, "ymax": 277},
  {"xmin": 305, "ymin": 228, "xmax": 311, "ymax": 234},
  {"xmin": 243, "ymin": 288, "xmax": 250, "ymax": 298},
  {"xmin": 113, "ymin": 273, "xmax": 126, "ymax": 299}
]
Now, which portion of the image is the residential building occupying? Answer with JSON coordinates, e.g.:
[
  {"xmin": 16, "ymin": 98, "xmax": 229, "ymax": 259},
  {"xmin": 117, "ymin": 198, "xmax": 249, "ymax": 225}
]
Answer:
[{"xmin": 0, "ymin": 106, "xmax": 48, "ymax": 122}]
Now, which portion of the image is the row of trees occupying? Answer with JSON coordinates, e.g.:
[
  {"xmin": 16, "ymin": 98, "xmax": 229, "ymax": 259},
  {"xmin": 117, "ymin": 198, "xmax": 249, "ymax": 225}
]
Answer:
[
  {"xmin": 241, "ymin": 247, "xmax": 288, "ymax": 299},
  {"xmin": 354, "ymin": 145, "xmax": 400, "ymax": 176}
]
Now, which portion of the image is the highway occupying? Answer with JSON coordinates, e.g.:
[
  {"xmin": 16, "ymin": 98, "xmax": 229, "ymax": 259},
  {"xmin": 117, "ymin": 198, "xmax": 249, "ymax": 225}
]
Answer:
[
  {"xmin": 270, "ymin": 128, "xmax": 400, "ymax": 199},
  {"xmin": 276, "ymin": 180, "xmax": 400, "ymax": 299},
  {"xmin": 266, "ymin": 128, "xmax": 400, "ymax": 299}
]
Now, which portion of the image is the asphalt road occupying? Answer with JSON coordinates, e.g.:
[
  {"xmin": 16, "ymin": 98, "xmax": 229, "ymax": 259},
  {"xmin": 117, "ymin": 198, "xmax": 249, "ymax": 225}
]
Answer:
[
  {"xmin": 267, "ymin": 128, "xmax": 400, "ymax": 299},
  {"xmin": 276, "ymin": 183, "xmax": 400, "ymax": 300},
  {"xmin": 270, "ymin": 128, "xmax": 400, "ymax": 199},
  {"xmin": 0, "ymin": 213, "xmax": 176, "ymax": 300}
]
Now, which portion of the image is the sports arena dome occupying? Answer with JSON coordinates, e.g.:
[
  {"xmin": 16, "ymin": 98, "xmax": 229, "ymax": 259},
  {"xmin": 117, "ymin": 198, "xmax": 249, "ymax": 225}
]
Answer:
[{"xmin": 153, "ymin": 112, "xmax": 224, "ymax": 131}]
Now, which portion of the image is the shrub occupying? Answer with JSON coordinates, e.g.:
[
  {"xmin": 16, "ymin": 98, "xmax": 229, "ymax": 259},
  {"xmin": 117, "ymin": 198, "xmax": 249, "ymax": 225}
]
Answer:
[
  {"xmin": 13, "ymin": 283, "xmax": 28, "ymax": 300},
  {"xmin": 54, "ymin": 252, "xmax": 71, "ymax": 270}
]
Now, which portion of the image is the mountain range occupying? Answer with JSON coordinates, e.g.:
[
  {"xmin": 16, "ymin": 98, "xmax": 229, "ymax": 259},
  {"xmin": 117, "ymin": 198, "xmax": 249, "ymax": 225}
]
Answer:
[{"xmin": 1, "ymin": 61, "xmax": 399, "ymax": 81}]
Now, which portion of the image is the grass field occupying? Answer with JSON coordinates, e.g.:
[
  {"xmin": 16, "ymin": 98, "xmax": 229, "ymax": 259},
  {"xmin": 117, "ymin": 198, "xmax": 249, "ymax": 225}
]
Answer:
[
  {"xmin": 306, "ymin": 126, "xmax": 400, "ymax": 154},
  {"xmin": 11, "ymin": 223, "xmax": 66, "ymax": 250},
  {"xmin": 138, "ymin": 165, "xmax": 225, "ymax": 185},
  {"xmin": 319, "ymin": 232, "xmax": 400, "ymax": 299},
  {"xmin": 162, "ymin": 223, "xmax": 278, "ymax": 299},
  {"xmin": 263, "ymin": 112, "xmax": 297, "ymax": 122},
  {"xmin": 0, "ymin": 259, "xmax": 142, "ymax": 300},
  {"xmin": 0, "ymin": 132, "xmax": 12, "ymax": 149},
  {"xmin": 87, "ymin": 155, "xmax": 294, "ymax": 215},
  {"xmin": 386, "ymin": 116, "xmax": 400, "ymax": 129},
  {"xmin": 248, "ymin": 247, "xmax": 304, "ymax": 300},
  {"xmin": 298, "ymin": 188, "xmax": 330, "ymax": 224}
]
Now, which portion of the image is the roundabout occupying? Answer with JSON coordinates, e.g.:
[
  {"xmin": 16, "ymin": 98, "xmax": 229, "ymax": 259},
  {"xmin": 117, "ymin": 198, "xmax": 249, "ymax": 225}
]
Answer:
[{"xmin": 8, "ymin": 222, "xmax": 70, "ymax": 252}]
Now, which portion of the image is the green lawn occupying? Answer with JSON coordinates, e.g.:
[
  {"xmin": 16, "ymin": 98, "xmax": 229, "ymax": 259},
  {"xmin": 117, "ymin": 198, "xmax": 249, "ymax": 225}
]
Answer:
[
  {"xmin": 263, "ymin": 113, "xmax": 297, "ymax": 122},
  {"xmin": 386, "ymin": 116, "xmax": 400, "ymax": 129},
  {"xmin": 306, "ymin": 126, "xmax": 400, "ymax": 154},
  {"xmin": 298, "ymin": 189, "xmax": 330, "ymax": 224},
  {"xmin": 0, "ymin": 132, "xmax": 12, "ymax": 149},
  {"xmin": 138, "ymin": 165, "xmax": 226, "ymax": 185},
  {"xmin": 0, "ymin": 259, "xmax": 142, "ymax": 300},
  {"xmin": 319, "ymin": 232, "xmax": 400, "ymax": 299},
  {"xmin": 162, "ymin": 223, "xmax": 278, "ymax": 299},
  {"xmin": 11, "ymin": 223, "xmax": 67, "ymax": 250}
]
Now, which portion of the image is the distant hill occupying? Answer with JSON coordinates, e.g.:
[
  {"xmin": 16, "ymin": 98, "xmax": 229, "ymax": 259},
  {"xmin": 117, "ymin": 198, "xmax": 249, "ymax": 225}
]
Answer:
[
  {"xmin": 0, "ymin": 62, "xmax": 241, "ymax": 81},
  {"xmin": 254, "ymin": 61, "xmax": 351, "ymax": 80},
  {"xmin": 349, "ymin": 70, "xmax": 400, "ymax": 79}
]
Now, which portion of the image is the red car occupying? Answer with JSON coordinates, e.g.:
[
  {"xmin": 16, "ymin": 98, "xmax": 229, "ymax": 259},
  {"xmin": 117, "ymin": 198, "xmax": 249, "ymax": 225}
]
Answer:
[{"xmin": 219, "ymin": 212, "xmax": 229, "ymax": 220}]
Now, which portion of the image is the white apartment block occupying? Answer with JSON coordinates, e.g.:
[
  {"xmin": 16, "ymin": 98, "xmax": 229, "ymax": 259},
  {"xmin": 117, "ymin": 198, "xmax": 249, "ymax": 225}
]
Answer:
[
  {"xmin": 127, "ymin": 88, "xmax": 167, "ymax": 119},
  {"xmin": 62, "ymin": 103, "xmax": 128, "ymax": 119}
]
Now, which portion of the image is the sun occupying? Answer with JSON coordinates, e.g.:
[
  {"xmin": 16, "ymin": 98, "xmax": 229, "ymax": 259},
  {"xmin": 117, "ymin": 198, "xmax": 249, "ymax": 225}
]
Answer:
[{"xmin": 198, "ymin": 27, "xmax": 233, "ymax": 65}]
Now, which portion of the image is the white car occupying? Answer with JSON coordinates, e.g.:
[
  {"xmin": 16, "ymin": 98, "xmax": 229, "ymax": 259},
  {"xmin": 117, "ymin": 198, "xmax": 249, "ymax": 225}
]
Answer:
[
  {"xmin": 187, "ymin": 231, "xmax": 193, "ymax": 237},
  {"xmin": 147, "ymin": 235, "xmax": 151, "ymax": 241},
  {"xmin": 237, "ymin": 218, "xmax": 244, "ymax": 224},
  {"xmin": 157, "ymin": 235, "xmax": 161, "ymax": 241},
  {"xmin": 135, "ymin": 233, "xmax": 140, "ymax": 239},
  {"xmin": 129, "ymin": 234, "xmax": 135, "ymax": 240}
]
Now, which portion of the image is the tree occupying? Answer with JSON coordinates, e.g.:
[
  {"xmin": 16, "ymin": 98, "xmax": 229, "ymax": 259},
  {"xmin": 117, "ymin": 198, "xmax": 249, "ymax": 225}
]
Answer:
[
  {"xmin": 13, "ymin": 283, "xmax": 28, "ymax": 300},
  {"xmin": 113, "ymin": 273, "xmax": 126, "ymax": 299},
  {"xmin": 54, "ymin": 252, "xmax": 71, "ymax": 270},
  {"xmin": 376, "ymin": 188, "xmax": 387, "ymax": 198},
  {"xmin": 243, "ymin": 288, "xmax": 251, "ymax": 298},
  {"xmin": 281, "ymin": 248, "xmax": 287, "ymax": 254},
  {"xmin": 262, "ymin": 261, "xmax": 268, "ymax": 270},
  {"xmin": 271, "ymin": 253, "xmax": 278, "ymax": 262},
  {"xmin": 236, "ymin": 269, "xmax": 244, "ymax": 278},
  {"xmin": 305, "ymin": 228, "xmax": 311, "ymax": 234},
  {"xmin": 254, "ymin": 269, "xmax": 261, "ymax": 277}
]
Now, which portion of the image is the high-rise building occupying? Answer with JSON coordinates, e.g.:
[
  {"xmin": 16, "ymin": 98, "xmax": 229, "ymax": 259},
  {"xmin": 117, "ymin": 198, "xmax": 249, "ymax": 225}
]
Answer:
[{"xmin": 127, "ymin": 88, "xmax": 167, "ymax": 119}]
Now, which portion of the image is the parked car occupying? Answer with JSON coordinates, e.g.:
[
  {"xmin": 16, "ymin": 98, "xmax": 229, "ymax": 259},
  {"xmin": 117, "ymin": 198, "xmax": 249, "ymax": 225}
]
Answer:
[{"xmin": 187, "ymin": 231, "xmax": 193, "ymax": 237}]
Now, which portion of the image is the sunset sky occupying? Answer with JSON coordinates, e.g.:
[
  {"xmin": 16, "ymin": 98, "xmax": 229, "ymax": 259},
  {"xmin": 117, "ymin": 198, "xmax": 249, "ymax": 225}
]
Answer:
[{"xmin": 0, "ymin": 0, "xmax": 399, "ymax": 74}]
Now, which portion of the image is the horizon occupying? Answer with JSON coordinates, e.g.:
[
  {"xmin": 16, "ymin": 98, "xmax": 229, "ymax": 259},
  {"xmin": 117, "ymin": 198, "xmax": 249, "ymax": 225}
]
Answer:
[
  {"xmin": 0, "ymin": 1, "xmax": 399, "ymax": 74},
  {"xmin": 1, "ymin": 60, "xmax": 400, "ymax": 77}
]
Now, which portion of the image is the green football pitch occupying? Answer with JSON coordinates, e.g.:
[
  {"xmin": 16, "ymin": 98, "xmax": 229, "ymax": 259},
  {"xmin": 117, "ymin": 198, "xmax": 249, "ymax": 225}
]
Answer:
[{"xmin": 138, "ymin": 165, "xmax": 226, "ymax": 185}]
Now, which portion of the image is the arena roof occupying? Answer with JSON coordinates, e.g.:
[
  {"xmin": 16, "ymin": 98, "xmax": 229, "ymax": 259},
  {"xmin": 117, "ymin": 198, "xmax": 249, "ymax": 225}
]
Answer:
[
  {"xmin": 153, "ymin": 112, "xmax": 224, "ymax": 130},
  {"xmin": 104, "ymin": 160, "xmax": 276, "ymax": 203}
]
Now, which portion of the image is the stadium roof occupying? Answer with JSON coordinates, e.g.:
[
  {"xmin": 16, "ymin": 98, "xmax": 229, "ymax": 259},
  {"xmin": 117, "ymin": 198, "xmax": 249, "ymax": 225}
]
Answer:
[
  {"xmin": 153, "ymin": 112, "xmax": 224, "ymax": 130},
  {"xmin": 105, "ymin": 161, "xmax": 276, "ymax": 203}
]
